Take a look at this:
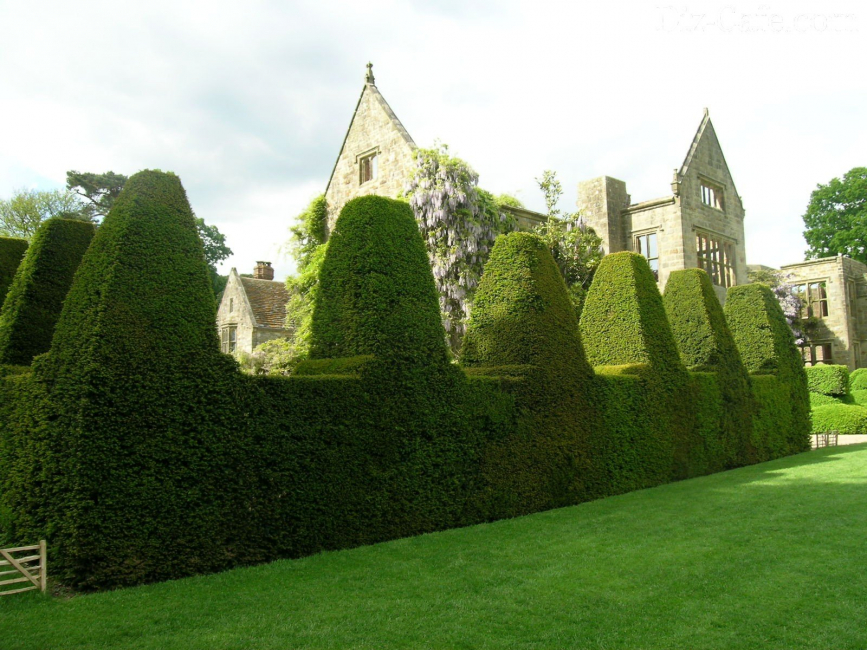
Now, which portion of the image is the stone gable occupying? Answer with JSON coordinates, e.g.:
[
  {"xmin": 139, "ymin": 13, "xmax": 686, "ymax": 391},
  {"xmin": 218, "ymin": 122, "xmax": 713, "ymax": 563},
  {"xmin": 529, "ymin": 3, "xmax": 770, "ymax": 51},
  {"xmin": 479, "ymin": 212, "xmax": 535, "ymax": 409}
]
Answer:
[
  {"xmin": 578, "ymin": 110, "xmax": 747, "ymax": 303},
  {"xmin": 325, "ymin": 69, "xmax": 416, "ymax": 232}
]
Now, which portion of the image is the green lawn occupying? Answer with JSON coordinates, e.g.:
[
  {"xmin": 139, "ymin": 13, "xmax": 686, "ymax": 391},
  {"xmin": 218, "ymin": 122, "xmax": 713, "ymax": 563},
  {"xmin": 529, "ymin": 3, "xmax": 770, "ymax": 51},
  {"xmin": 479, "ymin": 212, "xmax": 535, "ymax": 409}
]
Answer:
[{"xmin": 3, "ymin": 444, "xmax": 867, "ymax": 649}]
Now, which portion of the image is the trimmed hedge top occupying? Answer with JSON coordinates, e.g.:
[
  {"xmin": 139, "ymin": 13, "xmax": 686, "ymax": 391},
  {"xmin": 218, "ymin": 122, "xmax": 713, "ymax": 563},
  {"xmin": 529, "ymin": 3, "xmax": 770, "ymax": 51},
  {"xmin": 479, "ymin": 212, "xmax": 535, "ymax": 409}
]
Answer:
[
  {"xmin": 461, "ymin": 232, "xmax": 592, "ymax": 381},
  {"xmin": 805, "ymin": 364, "xmax": 849, "ymax": 396},
  {"xmin": 48, "ymin": 170, "xmax": 219, "ymax": 375},
  {"xmin": 310, "ymin": 195, "xmax": 448, "ymax": 366},
  {"xmin": 579, "ymin": 252, "xmax": 684, "ymax": 375},
  {"xmin": 850, "ymin": 368, "xmax": 867, "ymax": 391},
  {"xmin": 724, "ymin": 284, "xmax": 800, "ymax": 375},
  {"xmin": 0, "ymin": 236, "xmax": 28, "ymax": 305},
  {"xmin": 0, "ymin": 218, "xmax": 95, "ymax": 365},
  {"xmin": 663, "ymin": 269, "xmax": 743, "ymax": 372}
]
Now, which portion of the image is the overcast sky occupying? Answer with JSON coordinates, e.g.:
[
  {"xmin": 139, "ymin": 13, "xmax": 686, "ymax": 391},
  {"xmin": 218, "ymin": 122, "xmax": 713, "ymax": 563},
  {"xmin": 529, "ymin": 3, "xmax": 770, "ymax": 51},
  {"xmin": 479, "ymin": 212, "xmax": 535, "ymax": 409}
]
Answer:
[{"xmin": 1, "ymin": 0, "xmax": 863, "ymax": 280}]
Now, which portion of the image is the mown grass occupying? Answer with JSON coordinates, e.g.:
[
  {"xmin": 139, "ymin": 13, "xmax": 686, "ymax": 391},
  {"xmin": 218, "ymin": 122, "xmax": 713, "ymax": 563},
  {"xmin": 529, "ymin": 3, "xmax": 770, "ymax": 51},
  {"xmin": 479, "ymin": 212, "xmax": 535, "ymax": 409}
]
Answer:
[{"xmin": 3, "ymin": 444, "xmax": 867, "ymax": 649}]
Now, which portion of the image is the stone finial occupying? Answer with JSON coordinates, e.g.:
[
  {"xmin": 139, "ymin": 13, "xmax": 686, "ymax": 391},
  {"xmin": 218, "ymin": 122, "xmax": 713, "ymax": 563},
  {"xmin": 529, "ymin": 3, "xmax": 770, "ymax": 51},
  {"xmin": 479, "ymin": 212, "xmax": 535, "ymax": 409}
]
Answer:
[
  {"xmin": 703, "ymin": 107, "xmax": 709, "ymax": 118},
  {"xmin": 365, "ymin": 62, "xmax": 375, "ymax": 85},
  {"xmin": 671, "ymin": 169, "xmax": 681, "ymax": 197}
]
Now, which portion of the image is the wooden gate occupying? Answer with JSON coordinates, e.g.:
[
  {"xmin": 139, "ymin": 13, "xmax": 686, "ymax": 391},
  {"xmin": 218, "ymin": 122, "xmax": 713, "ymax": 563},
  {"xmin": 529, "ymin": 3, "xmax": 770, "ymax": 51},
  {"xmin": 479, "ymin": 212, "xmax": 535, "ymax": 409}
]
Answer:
[{"xmin": 0, "ymin": 541, "xmax": 47, "ymax": 596}]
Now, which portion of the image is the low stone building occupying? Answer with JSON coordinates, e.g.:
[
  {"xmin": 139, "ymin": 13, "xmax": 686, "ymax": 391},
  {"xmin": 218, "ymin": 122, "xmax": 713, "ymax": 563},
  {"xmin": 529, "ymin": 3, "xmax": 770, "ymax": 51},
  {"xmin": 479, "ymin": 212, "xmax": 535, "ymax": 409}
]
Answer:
[
  {"xmin": 776, "ymin": 255, "xmax": 867, "ymax": 369},
  {"xmin": 579, "ymin": 109, "xmax": 747, "ymax": 303},
  {"xmin": 216, "ymin": 262, "xmax": 291, "ymax": 355}
]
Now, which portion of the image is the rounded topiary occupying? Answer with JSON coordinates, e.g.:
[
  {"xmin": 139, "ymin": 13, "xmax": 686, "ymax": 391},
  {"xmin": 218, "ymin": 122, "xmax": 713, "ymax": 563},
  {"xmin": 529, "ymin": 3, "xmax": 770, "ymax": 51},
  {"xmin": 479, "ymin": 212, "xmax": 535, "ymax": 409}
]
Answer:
[
  {"xmin": 0, "ymin": 236, "xmax": 28, "ymax": 305},
  {"xmin": 811, "ymin": 403, "xmax": 867, "ymax": 435},
  {"xmin": 580, "ymin": 252, "xmax": 685, "ymax": 375},
  {"xmin": 852, "ymin": 388, "xmax": 867, "ymax": 406},
  {"xmin": 461, "ymin": 231, "xmax": 592, "ymax": 381},
  {"xmin": 850, "ymin": 368, "xmax": 867, "ymax": 391},
  {"xmin": 0, "ymin": 218, "xmax": 95, "ymax": 366},
  {"xmin": 805, "ymin": 364, "xmax": 850, "ymax": 396},
  {"xmin": 309, "ymin": 195, "xmax": 449, "ymax": 366},
  {"xmin": 663, "ymin": 268, "xmax": 753, "ymax": 467}
]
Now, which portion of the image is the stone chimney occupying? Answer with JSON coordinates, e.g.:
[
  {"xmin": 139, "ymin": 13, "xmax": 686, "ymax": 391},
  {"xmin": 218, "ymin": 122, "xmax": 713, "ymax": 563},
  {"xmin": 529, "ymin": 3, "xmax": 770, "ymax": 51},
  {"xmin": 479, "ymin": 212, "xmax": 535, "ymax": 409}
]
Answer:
[{"xmin": 253, "ymin": 261, "xmax": 274, "ymax": 281}]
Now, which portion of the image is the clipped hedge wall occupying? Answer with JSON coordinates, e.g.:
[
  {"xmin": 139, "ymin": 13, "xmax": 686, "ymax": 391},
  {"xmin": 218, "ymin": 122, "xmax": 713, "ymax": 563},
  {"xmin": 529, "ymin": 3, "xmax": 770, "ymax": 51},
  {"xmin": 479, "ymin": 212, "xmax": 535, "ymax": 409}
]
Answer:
[
  {"xmin": 852, "ymin": 389, "xmax": 867, "ymax": 406},
  {"xmin": 663, "ymin": 269, "xmax": 754, "ymax": 469},
  {"xmin": 0, "ymin": 218, "xmax": 95, "ymax": 365},
  {"xmin": 0, "ymin": 190, "xmax": 815, "ymax": 591},
  {"xmin": 805, "ymin": 364, "xmax": 849, "ymax": 396},
  {"xmin": 849, "ymin": 368, "xmax": 867, "ymax": 391},
  {"xmin": 811, "ymin": 403, "xmax": 867, "ymax": 435},
  {"xmin": 725, "ymin": 284, "xmax": 811, "ymax": 455},
  {"xmin": 0, "ymin": 237, "xmax": 28, "ymax": 304}
]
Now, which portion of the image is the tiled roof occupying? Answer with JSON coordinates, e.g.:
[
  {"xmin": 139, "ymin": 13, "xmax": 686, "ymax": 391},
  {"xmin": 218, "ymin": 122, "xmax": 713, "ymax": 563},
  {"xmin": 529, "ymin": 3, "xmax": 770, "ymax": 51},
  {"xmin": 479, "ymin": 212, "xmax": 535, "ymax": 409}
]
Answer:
[{"xmin": 240, "ymin": 277, "xmax": 290, "ymax": 330}]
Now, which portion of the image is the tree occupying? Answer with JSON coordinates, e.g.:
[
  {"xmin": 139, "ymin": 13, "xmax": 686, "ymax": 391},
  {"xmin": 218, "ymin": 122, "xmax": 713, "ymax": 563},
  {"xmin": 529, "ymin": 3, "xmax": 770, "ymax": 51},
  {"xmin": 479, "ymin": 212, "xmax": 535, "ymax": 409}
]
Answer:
[
  {"xmin": 66, "ymin": 170, "xmax": 128, "ymax": 221},
  {"xmin": 405, "ymin": 144, "xmax": 516, "ymax": 351},
  {"xmin": 534, "ymin": 170, "xmax": 604, "ymax": 315},
  {"xmin": 252, "ymin": 195, "xmax": 328, "ymax": 375},
  {"xmin": 802, "ymin": 167, "xmax": 867, "ymax": 263},
  {"xmin": 0, "ymin": 188, "xmax": 90, "ymax": 239},
  {"xmin": 67, "ymin": 170, "xmax": 232, "ymax": 292}
]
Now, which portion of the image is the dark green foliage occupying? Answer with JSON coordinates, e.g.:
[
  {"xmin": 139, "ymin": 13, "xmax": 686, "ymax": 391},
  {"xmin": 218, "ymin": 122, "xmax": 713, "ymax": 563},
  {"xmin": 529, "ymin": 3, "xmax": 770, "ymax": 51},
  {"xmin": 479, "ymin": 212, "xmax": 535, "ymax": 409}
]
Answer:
[
  {"xmin": 805, "ymin": 364, "xmax": 849, "ymax": 396},
  {"xmin": 849, "ymin": 368, "xmax": 867, "ymax": 391},
  {"xmin": 811, "ymin": 403, "xmax": 867, "ymax": 434},
  {"xmin": 663, "ymin": 269, "xmax": 754, "ymax": 468},
  {"xmin": 293, "ymin": 355, "xmax": 373, "ymax": 376},
  {"xmin": 725, "ymin": 284, "xmax": 811, "ymax": 454},
  {"xmin": 0, "ymin": 237, "xmax": 28, "ymax": 303},
  {"xmin": 461, "ymin": 232, "xmax": 598, "ymax": 515},
  {"xmin": 310, "ymin": 195, "xmax": 449, "ymax": 366},
  {"xmin": 0, "ymin": 218, "xmax": 95, "ymax": 365}
]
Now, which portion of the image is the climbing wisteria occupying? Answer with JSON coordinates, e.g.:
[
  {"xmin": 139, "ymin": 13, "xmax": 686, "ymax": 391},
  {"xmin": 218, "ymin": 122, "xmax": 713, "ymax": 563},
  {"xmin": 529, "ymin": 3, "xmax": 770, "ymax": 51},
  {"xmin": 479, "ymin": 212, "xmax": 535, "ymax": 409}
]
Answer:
[{"xmin": 405, "ymin": 145, "xmax": 514, "ymax": 350}]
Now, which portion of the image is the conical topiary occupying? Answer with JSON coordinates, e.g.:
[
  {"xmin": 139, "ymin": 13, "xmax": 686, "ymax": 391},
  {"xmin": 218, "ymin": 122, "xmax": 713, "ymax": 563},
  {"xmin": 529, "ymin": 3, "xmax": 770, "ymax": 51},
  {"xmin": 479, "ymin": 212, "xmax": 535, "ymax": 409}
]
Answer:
[{"xmin": 0, "ymin": 218, "xmax": 95, "ymax": 366}]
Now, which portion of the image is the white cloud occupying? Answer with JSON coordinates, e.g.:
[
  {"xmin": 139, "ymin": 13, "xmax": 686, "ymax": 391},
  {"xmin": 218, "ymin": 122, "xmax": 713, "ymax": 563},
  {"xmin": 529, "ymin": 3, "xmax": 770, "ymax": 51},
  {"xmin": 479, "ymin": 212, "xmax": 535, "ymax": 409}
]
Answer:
[{"xmin": 0, "ymin": 0, "xmax": 863, "ymax": 277}]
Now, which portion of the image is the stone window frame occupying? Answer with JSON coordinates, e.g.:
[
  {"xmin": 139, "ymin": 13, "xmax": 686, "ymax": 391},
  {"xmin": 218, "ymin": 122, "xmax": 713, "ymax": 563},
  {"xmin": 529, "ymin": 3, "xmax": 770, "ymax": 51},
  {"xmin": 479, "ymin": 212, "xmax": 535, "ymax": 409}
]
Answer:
[
  {"xmin": 695, "ymin": 230, "xmax": 736, "ymax": 288},
  {"xmin": 698, "ymin": 176, "xmax": 725, "ymax": 212},
  {"xmin": 633, "ymin": 229, "xmax": 660, "ymax": 280},
  {"xmin": 792, "ymin": 280, "xmax": 829, "ymax": 319},
  {"xmin": 356, "ymin": 146, "xmax": 381, "ymax": 185},
  {"xmin": 801, "ymin": 341, "xmax": 833, "ymax": 366},
  {"xmin": 220, "ymin": 325, "xmax": 237, "ymax": 354}
]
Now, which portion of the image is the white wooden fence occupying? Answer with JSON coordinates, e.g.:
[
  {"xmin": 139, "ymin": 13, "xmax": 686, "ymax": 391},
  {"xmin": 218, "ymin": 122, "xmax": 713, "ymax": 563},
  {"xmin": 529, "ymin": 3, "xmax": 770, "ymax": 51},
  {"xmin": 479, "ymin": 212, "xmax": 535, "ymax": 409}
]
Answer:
[{"xmin": 0, "ymin": 541, "xmax": 47, "ymax": 596}]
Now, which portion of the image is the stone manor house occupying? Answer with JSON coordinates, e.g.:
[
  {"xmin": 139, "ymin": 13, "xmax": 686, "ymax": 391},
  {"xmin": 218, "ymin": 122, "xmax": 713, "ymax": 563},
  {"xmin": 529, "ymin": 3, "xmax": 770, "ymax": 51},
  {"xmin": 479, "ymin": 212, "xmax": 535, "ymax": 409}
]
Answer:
[{"xmin": 217, "ymin": 63, "xmax": 867, "ymax": 368}]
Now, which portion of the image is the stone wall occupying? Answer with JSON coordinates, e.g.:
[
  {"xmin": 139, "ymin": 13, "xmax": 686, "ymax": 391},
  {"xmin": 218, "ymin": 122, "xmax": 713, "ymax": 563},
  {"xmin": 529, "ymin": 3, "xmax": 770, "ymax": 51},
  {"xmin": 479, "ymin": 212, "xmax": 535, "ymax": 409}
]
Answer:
[
  {"xmin": 676, "ymin": 117, "xmax": 747, "ymax": 301},
  {"xmin": 324, "ymin": 83, "xmax": 416, "ymax": 232},
  {"xmin": 577, "ymin": 176, "xmax": 630, "ymax": 255},
  {"xmin": 576, "ymin": 113, "xmax": 747, "ymax": 304},
  {"xmin": 781, "ymin": 255, "xmax": 867, "ymax": 369}
]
